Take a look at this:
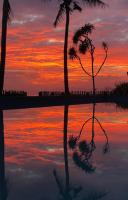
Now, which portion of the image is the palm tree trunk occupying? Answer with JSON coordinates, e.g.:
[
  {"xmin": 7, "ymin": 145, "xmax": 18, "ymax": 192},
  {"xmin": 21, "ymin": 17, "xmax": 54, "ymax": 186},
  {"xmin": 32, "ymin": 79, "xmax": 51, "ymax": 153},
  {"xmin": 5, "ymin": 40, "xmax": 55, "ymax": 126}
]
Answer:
[
  {"xmin": 92, "ymin": 103, "xmax": 95, "ymax": 139},
  {"xmin": 91, "ymin": 103, "xmax": 95, "ymax": 151},
  {"xmin": 91, "ymin": 51, "xmax": 95, "ymax": 97},
  {"xmin": 0, "ymin": 0, "xmax": 8, "ymax": 95},
  {"xmin": 64, "ymin": 6, "xmax": 70, "ymax": 95},
  {"xmin": 63, "ymin": 105, "xmax": 69, "ymax": 194},
  {"xmin": 92, "ymin": 75, "xmax": 95, "ymax": 97}
]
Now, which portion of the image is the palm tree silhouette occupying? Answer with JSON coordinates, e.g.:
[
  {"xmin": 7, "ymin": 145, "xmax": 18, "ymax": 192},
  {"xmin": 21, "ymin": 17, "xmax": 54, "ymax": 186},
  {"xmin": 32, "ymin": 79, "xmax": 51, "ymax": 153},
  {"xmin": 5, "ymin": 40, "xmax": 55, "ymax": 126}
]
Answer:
[
  {"xmin": 0, "ymin": 110, "xmax": 7, "ymax": 200},
  {"xmin": 54, "ymin": 0, "xmax": 106, "ymax": 95},
  {"xmin": 0, "ymin": 0, "xmax": 12, "ymax": 95},
  {"xmin": 69, "ymin": 24, "xmax": 108, "ymax": 97}
]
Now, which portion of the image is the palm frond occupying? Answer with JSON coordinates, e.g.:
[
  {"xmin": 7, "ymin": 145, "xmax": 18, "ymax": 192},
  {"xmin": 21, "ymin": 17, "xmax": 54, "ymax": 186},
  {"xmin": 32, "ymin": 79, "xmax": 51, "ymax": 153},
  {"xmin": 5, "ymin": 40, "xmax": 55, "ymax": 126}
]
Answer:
[
  {"xmin": 73, "ymin": 151, "xmax": 95, "ymax": 173},
  {"xmin": 68, "ymin": 135, "xmax": 78, "ymax": 149},
  {"xmin": 73, "ymin": 2, "xmax": 82, "ymax": 12},
  {"xmin": 54, "ymin": 2, "xmax": 65, "ymax": 27},
  {"xmin": 73, "ymin": 29, "xmax": 83, "ymax": 44},
  {"xmin": 79, "ymin": 41, "xmax": 89, "ymax": 54},
  {"xmin": 68, "ymin": 47, "xmax": 77, "ymax": 60},
  {"xmin": 82, "ymin": 0, "xmax": 106, "ymax": 8},
  {"xmin": 79, "ymin": 140, "xmax": 90, "ymax": 154},
  {"xmin": 82, "ymin": 23, "xmax": 94, "ymax": 35},
  {"xmin": 73, "ymin": 23, "xmax": 94, "ymax": 44},
  {"xmin": 5, "ymin": 0, "xmax": 12, "ymax": 22},
  {"xmin": 102, "ymin": 41, "xmax": 108, "ymax": 50}
]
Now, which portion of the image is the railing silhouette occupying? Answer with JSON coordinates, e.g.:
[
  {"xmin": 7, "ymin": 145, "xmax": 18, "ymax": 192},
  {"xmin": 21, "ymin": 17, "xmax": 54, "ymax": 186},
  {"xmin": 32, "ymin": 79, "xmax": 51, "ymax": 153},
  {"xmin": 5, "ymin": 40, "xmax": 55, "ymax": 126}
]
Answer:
[
  {"xmin": 2, "ymin": 90, "xmax": 27, "ymax": 97},
  {"xmin": 38, "ymin": 90, "xmax": 112, "ymax": 97},
  {"xmin": 0, "ymin": 88, "xmax": 127, "ymax": 98}
]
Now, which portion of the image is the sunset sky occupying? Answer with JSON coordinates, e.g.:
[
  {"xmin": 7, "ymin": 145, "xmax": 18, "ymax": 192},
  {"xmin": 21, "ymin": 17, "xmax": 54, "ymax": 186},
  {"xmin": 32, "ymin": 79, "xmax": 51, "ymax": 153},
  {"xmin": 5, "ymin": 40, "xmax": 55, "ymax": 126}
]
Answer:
[{"xmin": 0, "ymin": 0, "xmax": 128, "ymax": 95}]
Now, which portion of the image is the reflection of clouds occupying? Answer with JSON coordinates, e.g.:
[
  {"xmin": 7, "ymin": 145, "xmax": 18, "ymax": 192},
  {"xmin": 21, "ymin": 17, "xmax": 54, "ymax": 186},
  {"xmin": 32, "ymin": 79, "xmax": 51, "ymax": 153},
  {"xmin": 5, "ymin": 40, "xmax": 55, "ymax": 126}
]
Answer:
[
  {"xmin": 8, "ymin": 167, "xmax": 42, "ymax": 179},
  {"xmin": 118, "ymin": 149, "xmax": 128, "ymax": 161},
  {"xmin": 3, "ymin": 104, "xmax": 128, "ymax": 199},
  {"xmin": 5, "ymin": 117, "xmax": 35, "ymax": 121}
]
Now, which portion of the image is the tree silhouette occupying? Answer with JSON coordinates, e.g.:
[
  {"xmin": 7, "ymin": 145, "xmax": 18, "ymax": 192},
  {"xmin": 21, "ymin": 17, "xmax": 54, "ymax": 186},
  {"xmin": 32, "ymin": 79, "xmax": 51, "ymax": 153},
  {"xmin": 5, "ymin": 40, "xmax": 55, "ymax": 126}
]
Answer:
[
  {"xmin": 69, "ymin": 24, "xmax": 108, "ymax": 96},
  {"xmin": 0, "ymin": 0, "xmax": 12, "ymax": 95},
  {"xmin": 0, "ymin": 110, "xmax": 8, "ymax": 200},
  {"xmin": 54, "ymin": 0, "xmax": 106, "ymax": 95},
  {"xmin": 68, "ymin": 103, "xmax": 110, "ymax": 173},
  {"xmin": 53, "ymin": 104, "xmax": 107, "ymax": 199},
  {"xmin": 53, "ymin": 105, "xmax": 82, "ymax": 200}
]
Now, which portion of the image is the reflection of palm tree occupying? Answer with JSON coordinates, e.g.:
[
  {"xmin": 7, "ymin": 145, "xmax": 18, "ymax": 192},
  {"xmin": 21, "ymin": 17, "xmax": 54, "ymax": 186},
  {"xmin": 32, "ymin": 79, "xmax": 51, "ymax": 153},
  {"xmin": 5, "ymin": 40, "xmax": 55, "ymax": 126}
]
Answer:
[
  {"xmin": 0, "ymin": 0, "xmax": 12, "ymax": 94},
  {"xmin": 53, "ymin": 105, "xmax": 82, "ymax": 200},
  {"xmin": 69, "ymin": 103, "xmax": 109, "ymax": 173},
  {"xmin": 64, "ymin": 105, "xmax": 69, "ymax": 191},
  {"xmin": 54, "ymin": 0, "xmax": 106, "ymax": 95},
  {"xmin": 94, "ymin": 116, "xmax": 109, "ymax": 154},
  {"xmin": 53, "ymin": 105, "xmax": 107, "ymax": 200},
  {"xmin": 0, "ymin": 110, "xmax": 7, "ymax": 200}
]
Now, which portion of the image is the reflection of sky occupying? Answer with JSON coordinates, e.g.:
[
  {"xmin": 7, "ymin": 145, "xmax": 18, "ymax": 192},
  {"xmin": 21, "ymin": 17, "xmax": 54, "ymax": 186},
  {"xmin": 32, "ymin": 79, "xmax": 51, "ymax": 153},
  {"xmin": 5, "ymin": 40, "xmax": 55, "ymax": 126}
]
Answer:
[{"xmin": 3, "ymin": 103, "xmax": 128, "ymax": 200}]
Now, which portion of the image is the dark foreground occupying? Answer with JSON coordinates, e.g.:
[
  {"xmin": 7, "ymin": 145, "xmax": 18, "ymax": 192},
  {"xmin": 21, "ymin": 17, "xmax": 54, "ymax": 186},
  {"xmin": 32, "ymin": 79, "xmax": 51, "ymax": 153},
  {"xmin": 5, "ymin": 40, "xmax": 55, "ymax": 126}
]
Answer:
[{"xmin": 0, "ymin": 95, "xmax": 127, "ymax": 110}]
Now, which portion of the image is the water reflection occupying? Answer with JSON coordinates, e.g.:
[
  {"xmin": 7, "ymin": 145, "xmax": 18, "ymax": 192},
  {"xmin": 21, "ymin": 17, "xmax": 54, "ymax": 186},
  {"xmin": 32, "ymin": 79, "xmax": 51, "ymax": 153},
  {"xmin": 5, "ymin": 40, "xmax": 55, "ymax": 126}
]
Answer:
[
  {"xmin": 54, "ymin": 104, "xmax": 108, "ymax": 200},
  {"xmin": 69, "ymin": 103, "xmax": 109, "ymax": 174},
  {"xmin": 54, "ymin": 106, "xmax": 82, "ymax": 200},
  {"xmin": 0, "ymin": 110, "xmax": 7, "ymax": 200},
  {"xmin": 0, "ymin": 104, "xmax": 128, "ymax": 200}
]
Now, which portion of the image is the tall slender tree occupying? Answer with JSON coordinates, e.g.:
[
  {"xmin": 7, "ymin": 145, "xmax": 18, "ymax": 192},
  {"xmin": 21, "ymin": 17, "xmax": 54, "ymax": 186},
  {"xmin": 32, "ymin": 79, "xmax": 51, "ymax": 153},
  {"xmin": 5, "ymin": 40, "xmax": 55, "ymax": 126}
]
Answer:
[
  {"xmin": 0, "ymin": 0, "xmax": 11, "ymax": 95},
  {"xmin": 54, "ymin": 0, "xmax": 106, "ymax": 95},
  {"xmin": 69, "ymin": 23, "xmax": 108, "ymax": 96}
]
